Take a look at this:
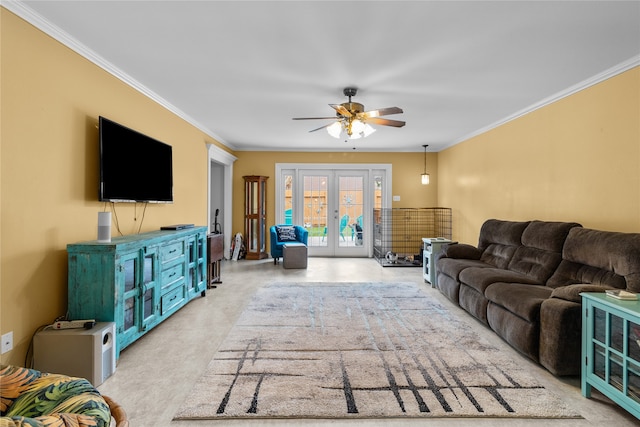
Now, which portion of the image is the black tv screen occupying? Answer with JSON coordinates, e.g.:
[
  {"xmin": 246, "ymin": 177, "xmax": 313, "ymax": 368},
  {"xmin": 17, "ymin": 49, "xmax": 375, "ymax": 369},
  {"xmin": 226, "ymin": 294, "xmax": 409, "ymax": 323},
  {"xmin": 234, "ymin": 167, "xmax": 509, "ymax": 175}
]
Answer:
[{"xmin": 99, "ymin": 116, "xmax": 173, "ymax": 203}]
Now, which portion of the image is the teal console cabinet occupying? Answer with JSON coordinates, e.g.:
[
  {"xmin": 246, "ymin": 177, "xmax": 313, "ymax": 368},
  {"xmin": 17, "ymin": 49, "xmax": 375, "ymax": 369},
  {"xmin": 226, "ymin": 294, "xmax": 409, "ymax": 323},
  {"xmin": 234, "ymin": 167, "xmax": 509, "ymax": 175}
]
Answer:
[
  {"xmin": 67, "ymin": 227, "xmax": 207, "ymax": 358},
  {"xmin": 581, "ymin": 292, "xmax": 640, "ymax": 419}
]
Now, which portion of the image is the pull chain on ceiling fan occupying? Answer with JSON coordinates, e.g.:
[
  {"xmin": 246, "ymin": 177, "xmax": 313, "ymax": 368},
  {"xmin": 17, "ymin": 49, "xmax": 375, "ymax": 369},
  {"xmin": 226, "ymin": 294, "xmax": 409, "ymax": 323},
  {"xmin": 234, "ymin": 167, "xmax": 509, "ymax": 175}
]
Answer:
[{"xmin": 292, "ymin": 87, "xmax": 405, "ymax": 140}]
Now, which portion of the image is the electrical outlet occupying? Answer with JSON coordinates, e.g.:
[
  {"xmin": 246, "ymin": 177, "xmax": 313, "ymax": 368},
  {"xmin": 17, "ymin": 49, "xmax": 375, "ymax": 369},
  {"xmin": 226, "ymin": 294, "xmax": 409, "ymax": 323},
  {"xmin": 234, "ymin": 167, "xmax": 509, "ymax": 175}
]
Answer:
[{"xmin": 1, "ymin": 331, "xmax": 13, "ymax": 354}]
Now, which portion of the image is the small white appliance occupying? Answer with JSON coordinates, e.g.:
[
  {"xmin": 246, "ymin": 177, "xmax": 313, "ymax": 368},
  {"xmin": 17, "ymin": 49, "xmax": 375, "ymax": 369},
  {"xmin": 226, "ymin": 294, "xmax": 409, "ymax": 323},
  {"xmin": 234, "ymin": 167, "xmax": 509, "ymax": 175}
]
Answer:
[{"xmin": 33, "ymin": 322, "xmax": 116, "ymax": 386}]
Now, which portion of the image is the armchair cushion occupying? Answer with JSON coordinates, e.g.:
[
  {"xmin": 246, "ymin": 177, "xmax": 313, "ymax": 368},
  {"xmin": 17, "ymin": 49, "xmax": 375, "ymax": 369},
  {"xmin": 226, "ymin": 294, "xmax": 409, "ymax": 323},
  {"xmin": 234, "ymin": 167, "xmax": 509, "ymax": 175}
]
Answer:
[
  {"xmin": 1, "ymin": 365, "xmax": 111, "ymax": 427},
  {"xmin": 275, "ymin": 226, "xmax": 297, "ymax": 242}
]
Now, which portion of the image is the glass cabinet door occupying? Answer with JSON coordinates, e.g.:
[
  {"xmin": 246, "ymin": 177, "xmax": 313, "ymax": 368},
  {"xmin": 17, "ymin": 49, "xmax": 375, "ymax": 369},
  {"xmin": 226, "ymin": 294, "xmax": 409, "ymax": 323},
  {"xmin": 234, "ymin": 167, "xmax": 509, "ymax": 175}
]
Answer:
[
  {"xmin": 186, "ymin": 234, "xmax": 207, "ymax": 297},
  {"xmin": 118, "ymin": 249, "xmax": 158, "ymax": 345},
  {"xmin": 141, "ymin": 248, "xmax": 158, "ymax": 330},
  {"xmin": 119, "ymin": 252, "xmax": 140, "ymax": 346},
  {"xmin": 590, "ymin": 304, "xmax": 640, "ymax": 403}
]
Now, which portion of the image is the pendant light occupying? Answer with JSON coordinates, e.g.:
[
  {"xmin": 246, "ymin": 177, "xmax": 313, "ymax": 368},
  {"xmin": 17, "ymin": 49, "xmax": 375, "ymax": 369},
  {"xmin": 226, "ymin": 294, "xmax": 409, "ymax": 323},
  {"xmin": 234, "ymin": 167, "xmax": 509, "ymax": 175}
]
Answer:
[{"xmin": 421, "ymin": 144, "xmax": 430, "ymax": 185}]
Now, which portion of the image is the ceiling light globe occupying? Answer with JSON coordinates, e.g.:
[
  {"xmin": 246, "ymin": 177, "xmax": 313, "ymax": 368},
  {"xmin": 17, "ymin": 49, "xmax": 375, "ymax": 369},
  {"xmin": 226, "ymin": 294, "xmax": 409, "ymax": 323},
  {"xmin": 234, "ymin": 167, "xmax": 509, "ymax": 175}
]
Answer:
[{"xmin": 327, "ymin": 122, "xmax": 342, "ymax": 138}]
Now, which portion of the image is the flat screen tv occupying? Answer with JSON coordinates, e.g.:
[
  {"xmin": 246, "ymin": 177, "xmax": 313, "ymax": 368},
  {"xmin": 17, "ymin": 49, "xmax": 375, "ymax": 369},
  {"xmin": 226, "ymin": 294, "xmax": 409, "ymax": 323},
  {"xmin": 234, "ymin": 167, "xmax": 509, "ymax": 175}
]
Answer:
[{"xmin": 99, "ymin": 116, "xmax": 173, "ymax": 203}]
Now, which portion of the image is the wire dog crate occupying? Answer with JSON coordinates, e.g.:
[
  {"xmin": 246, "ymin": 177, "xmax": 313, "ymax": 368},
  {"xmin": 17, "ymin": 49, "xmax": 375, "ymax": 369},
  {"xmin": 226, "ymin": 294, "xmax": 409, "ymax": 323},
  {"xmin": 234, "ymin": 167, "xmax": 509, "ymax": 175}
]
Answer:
[{"xmin": 373, "ymin": 208, "xmax": 452, "ymax": 267}]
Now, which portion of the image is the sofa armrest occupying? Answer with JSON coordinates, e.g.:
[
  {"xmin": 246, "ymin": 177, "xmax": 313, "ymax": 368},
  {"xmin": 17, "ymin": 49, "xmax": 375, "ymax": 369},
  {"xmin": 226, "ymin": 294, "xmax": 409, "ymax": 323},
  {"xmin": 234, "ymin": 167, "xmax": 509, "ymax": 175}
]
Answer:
[
  {"xmin": 440, "ymin": 243, "xmax": 482, "ymax": 260},
  {"xmin": 550, "ymin": 284, "xmax": 617, "ymax": 303}
]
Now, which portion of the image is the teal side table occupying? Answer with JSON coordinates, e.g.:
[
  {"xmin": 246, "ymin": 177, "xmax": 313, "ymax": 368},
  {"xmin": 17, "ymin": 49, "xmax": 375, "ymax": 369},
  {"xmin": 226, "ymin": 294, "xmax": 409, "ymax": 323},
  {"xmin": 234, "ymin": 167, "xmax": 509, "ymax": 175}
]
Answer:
[{"xmin": 581, "ymin": 292, "xmax": 640, "ymax": 419}]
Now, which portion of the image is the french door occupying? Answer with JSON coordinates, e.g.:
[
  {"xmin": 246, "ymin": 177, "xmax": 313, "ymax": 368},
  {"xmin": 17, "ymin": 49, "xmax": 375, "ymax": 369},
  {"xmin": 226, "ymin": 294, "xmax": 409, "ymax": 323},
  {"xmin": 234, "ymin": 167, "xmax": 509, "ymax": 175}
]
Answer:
[
  {"xmin": 300, "ymin": 170, "xmax": 367, "ymax": 257},
  {"xmin": 276, "ymin": 164, "xmax": 391, "ymax": 258}
]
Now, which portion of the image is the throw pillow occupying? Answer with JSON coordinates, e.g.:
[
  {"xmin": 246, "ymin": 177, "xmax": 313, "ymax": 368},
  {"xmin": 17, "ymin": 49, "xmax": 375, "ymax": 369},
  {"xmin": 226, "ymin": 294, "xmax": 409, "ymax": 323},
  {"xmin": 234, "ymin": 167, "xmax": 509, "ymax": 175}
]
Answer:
[{"xmin": 276, "ymin": 226, "xmax": 297, "ymax": 242}]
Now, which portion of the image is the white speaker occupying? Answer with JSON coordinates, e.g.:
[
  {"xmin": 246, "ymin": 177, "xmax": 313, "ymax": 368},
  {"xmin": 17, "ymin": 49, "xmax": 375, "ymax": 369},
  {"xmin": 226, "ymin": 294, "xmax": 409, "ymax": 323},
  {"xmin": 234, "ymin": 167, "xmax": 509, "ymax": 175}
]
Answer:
[
  {"xmin": 34, "ymin": 322, "xmax": 116, "ymax": 386},
  {"xmin": 97, "ymin": 211, "xmax": 111, "ymax": 242}
]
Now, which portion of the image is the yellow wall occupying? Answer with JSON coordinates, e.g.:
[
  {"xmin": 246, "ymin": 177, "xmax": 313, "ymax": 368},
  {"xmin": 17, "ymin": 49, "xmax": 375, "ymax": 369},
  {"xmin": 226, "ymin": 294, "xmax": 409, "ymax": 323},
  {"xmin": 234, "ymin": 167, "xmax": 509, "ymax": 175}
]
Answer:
[
  {"xmin": 438, "ymin": 67, "xmax": 640, "ymax": 244},
  {"xmin": 230, "ymin": 151, "xmax": 438, "ymax": 238},
  {"xmin": 0, "ymin": 10, "xmax": 219, "ymax": 365}
]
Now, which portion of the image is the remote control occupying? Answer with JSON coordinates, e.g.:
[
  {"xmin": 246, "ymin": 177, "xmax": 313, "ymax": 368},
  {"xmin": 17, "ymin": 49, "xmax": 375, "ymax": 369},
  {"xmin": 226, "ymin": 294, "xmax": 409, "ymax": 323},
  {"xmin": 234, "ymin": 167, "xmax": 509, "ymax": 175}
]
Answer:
[{"xmin": 52, "ymin": 320, "xmax": 96, "ymax": 330}]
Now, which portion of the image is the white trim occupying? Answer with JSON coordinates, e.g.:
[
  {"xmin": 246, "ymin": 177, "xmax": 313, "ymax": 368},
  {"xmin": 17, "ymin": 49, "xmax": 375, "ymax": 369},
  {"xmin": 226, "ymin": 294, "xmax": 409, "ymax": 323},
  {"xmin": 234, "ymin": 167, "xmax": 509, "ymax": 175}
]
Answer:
[
  {"xmin": 444, "ymin": 55, "xmax": 640, "ymax": 150},
  {"xmin": 207, "ymin": 144, "xmax": 237, "ymax": 258},
  {"xmin": 2, "ymin": 0, "xmax": 234, "ymax": 150}
]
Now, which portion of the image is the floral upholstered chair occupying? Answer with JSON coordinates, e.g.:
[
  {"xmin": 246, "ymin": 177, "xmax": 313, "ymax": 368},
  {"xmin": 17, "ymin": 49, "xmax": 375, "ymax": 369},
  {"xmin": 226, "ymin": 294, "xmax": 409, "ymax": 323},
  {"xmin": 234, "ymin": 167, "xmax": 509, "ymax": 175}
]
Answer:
[{"xmin": 0, "ymin": 365, "xmax": 127, "ymax": 427}]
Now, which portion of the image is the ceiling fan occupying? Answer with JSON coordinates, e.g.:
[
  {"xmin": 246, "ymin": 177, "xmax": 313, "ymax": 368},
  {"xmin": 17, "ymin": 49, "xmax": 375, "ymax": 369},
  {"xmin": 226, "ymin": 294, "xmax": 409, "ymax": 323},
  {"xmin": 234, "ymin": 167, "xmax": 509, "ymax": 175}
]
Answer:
[{"xmin": 292, "ymin": 87, "xmax": 405, "ymax": 140}]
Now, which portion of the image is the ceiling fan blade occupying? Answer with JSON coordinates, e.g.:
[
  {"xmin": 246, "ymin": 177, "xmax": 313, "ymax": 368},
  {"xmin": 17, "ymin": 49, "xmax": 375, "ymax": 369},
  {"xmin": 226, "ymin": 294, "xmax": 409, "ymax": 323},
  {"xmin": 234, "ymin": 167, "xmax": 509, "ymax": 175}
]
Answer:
[
  {"xmin": 292, "ymin": 117, "xmax": 338, "ymax": 120},
  {"xmin": 367, "ymin": 117, "xmax": 406, "ymax": 127},
  {"xmin": 329, "ymin": 104, "xmax": 352, "ymax": 118},
  {"xmin": 362, "ymin": 107, "xmax": 403, "ymax": 118},
  {"xmin": 308, "ymin": 122, "xmax": 336, "ymax": 133}
]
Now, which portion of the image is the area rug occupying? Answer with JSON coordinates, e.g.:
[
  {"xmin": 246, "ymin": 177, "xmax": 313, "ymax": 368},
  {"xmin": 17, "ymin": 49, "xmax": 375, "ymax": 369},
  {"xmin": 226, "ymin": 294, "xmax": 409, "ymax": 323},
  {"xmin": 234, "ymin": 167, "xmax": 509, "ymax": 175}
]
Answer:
[{"xmin": 174, "ymin": 282, "xmax": 580, "ymax": 420}]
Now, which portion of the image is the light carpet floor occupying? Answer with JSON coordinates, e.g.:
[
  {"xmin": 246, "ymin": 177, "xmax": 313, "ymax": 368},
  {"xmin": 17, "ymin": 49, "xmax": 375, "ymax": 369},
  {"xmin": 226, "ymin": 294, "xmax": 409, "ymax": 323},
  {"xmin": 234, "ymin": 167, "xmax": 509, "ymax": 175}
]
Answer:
[{"xmin": 174, "ymin": 282, "xmax": 580, "ymax": 420}]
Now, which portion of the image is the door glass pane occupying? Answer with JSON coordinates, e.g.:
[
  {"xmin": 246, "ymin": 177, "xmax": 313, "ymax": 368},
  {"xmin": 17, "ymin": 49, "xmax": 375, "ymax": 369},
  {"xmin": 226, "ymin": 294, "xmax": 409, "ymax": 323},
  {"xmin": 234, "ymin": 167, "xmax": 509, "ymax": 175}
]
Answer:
[
  {"xmin": 143, "ymin": 288, "xmax": 154, "ymax": 320},
  {"xmin": 124, "ymin": 297, "xmax": 135, "ymax": 330},
  {"xmin": 629, "ymin": 361, "xmax": 640, "ymax": 402},
  {"xmin": 594, "ymin": 307, "xmax": 606, "ymax": 344},
  {"xmin": 124, "ymin": 258, "xmax": 136, "ymax": 292},
  {"xmin": 284, "ymin": 174, "xmax": 293, "ymax": 224},
  {"xmin": 630, "ymin": 321, "xmax": 640, "ymax": 363},
  {"xmin": 592, "ymin": 342, "xmax": 605, "ymax": 381},
  {"xmin": 611, "ymin": 313, "xmax": 624, "ymax": 353},
  {"xmin": 338, "ymin": 176, "xmax": 363, "ymax": 248},
  {"xmin": 304, "ymin": 175, "xmax": 328, "ymax": 248},
  {"xmin": 609, "ymin": 353, "xmax": 624, "ymax": 392},
  {"xmin": 143, "ymin": 254, "xmax": 153, "ymax": 284}
]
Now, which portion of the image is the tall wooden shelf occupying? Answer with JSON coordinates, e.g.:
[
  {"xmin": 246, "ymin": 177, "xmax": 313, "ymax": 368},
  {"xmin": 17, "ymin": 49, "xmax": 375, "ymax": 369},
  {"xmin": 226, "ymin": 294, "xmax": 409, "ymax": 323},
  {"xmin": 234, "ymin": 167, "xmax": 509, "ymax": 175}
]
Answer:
[{"xmin": 244, "ymin": 175, "xmax": 268, "ymax": 260}]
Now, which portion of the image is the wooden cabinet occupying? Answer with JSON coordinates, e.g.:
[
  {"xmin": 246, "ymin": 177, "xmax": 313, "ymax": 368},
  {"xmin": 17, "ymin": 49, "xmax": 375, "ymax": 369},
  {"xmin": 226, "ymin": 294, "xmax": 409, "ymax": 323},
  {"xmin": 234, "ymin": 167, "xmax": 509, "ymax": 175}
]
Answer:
[
  {"xmin": 207, "ymin": 233, "xmax": 224, "ymax": 286},
  {"xmin": 581, "ymin": 292, "xmax": 640, "ymax": 419},
  {"xmin": 243, "ymin": 175, "xmax": 268, "ymax": 260},
  {"xmin": 67, "ymin": 227, "xmax": 207, "ymax": 358}
]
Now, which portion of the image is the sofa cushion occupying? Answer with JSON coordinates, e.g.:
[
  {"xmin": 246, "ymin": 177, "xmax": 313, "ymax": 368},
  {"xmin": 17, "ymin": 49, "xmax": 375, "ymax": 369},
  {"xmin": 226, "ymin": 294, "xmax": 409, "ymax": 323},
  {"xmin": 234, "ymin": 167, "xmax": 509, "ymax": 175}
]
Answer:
[
  {"xmin": 478, "ymin": 219, "xmax": 530, "ymax": 251},
  {"xmin": 507, "ymin": 246, "xmax": 562, "ymax": 284},
  {"xmin": 550, "ymin": 283, "xmax": 615, "ymax": 303},
  {"xmin": 480, "ymin": 244, "xmax": 519, "ymax": 269},
  {"xmin": 485, "ymin": 283, "xmax": 553, "ymax": 322},
  {"xmin": 438, "ymin": 258, "xmax": 492, "ymax": 280},
  {"xmin": 474, "ymin": 220, "xmax": 529, "ymax": 268},
  {"xmin": 275, "ymin": 226, "xmax": 297, "ymax": 242},
  {"xmin": 460, "ymin": 267, "xmax": 542, "ymax": 294},
  {"xmin": 505, "ymin": 221, "xmax": 582, "ymax": 284},
  {"xmin": 547, "ymin": 228, "xmax": 640, "ymax": 292},
  {"xmin": 547, "ymin": 227, "xmax": 640, "ymax": 291},
  {"xmin": 521, "ymin": 220, "xmax": 581, "ymax": 253}
]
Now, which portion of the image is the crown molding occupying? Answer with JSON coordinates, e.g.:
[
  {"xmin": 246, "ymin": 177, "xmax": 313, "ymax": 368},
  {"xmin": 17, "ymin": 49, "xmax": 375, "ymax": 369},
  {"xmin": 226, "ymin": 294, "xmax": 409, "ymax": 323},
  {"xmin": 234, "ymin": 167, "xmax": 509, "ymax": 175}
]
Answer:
[
  {"xmin": 1, "ymin": 0, "xmax": 234, "ymax": 150},
  {"xmin": 444, "ymin": 55, "xmax": 640, "ymax": 150}
]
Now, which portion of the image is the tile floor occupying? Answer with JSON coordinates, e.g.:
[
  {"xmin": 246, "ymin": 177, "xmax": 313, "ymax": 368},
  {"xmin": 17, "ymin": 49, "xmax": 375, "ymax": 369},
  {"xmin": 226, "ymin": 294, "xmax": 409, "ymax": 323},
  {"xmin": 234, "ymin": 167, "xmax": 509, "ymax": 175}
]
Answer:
[{"xmin": 98, "ymin": 257, "xmax": 638, "ymax": 426}]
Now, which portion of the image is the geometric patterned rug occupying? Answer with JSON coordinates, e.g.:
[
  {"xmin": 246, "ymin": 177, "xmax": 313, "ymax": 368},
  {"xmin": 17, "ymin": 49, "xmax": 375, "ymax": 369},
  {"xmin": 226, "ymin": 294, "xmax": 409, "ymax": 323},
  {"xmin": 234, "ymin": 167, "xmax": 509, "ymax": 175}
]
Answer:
[{"xmin": 174, "ymin": 282, "xmax": 581, "ymax": 420}]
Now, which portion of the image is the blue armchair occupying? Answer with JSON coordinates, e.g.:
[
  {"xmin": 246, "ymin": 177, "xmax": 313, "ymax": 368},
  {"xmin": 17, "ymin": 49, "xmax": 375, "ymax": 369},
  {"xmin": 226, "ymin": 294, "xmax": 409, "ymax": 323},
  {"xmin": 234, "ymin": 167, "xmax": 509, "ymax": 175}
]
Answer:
[{"xmin": 270, "ymin": 225, "xmax": 308, "ymax": 264}]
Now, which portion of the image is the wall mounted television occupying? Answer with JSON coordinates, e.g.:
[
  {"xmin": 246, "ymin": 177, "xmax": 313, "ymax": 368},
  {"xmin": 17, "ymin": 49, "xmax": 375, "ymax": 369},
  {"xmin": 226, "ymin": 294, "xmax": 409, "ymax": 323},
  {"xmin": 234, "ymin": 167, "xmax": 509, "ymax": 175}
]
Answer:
[{"xmin": 99, "ymin": 116, "xmax": 173, "ymax": 203}]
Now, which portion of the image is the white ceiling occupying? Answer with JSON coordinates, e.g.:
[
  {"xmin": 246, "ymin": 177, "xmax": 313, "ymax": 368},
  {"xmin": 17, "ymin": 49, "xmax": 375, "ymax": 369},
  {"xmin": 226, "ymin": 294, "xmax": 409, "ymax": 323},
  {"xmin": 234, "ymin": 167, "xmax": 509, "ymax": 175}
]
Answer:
[{"xmin": 9, "ymin": 1, "xmax": 640, "ymax": 152}]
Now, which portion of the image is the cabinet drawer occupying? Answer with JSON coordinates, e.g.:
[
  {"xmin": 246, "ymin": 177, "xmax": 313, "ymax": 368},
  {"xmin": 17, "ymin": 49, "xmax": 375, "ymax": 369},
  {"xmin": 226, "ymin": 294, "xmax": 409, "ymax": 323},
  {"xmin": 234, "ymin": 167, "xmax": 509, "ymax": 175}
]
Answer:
[
  {"xmin": 161, "ymin": 263, "xmax": 184, "ymax": 289},
  {"xmin": 160, "ymin": 284, "xmax": 185, "ymax": 315},
  {"xmin": 161, "ymin": 241, "xmax": 185, "ymax": 265}
]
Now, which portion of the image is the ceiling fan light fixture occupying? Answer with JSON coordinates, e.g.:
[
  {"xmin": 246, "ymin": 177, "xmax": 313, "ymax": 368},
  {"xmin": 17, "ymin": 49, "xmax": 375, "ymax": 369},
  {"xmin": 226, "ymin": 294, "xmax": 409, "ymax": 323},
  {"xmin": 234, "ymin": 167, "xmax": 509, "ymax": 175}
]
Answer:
[
  {"xmin": 351, "ymin": 119, "xmax": 365, "ymax": 135},
  {"xmin": 296, "ymin": 87, "xmax": 404, "ymax": 141},
  {"xmin": 361, "ymin": 123, "xmax": 376, "ymax": 137},
  {"xmin": 327, "ymin": 121, "xmax": 342, "ymax": 138}
]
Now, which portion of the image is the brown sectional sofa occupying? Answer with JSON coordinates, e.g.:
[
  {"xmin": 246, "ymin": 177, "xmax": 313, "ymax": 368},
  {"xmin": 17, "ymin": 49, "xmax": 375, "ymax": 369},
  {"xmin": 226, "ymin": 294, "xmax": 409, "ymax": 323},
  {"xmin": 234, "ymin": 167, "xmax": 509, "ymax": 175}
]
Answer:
[{"xmin": 436, "ymin": 219, "xmax": 640, "ymax": 376}]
